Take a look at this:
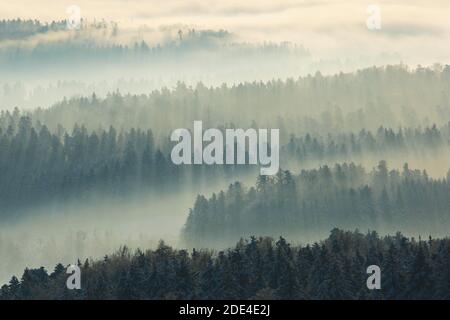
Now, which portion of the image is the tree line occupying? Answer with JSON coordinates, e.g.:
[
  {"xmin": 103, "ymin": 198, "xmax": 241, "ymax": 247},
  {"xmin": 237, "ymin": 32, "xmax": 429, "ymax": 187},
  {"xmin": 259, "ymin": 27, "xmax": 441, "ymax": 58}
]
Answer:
[
  {"xmin": 1, "ymin": 229, "xmax": 449, "ymax": 299},
  {"xmin": 2, "ymin": 112, "xmax": 450, "ymax": 216},
  {"xmin": 0, "ymin": 114, "xmax": 257, "ymax": 216},
  {"xmin": 0, "ymin": 19, "xmax": 67, "ymax": 40},
  {"xmin": 183, "ymin": 161, "xmax": 450, "ymax": 247},
  {"xmin": 13, "ymin": 65, "xmax": 449, "ymax": 136},
  {"xmin": 284, "ymin": 124, "xmax": 447, "ymax": 162}
]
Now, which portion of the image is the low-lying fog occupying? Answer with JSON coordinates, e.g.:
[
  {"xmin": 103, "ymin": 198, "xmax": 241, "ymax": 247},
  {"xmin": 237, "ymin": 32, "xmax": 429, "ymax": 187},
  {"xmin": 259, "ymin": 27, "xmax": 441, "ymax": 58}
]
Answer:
[
  {"xmin": 0, "ymin": 173, "xmax": 243, "ymax": 284},
  {"xmin": 2, "ymin": 150, "xmax": 450, "ymax": 285}
]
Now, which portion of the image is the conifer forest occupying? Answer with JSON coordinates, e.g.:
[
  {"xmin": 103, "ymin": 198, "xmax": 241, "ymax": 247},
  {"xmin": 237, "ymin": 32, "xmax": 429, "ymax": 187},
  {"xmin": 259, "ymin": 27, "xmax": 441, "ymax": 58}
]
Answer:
[{"xmin": 1, "ymin": 1, "xmax": 450, "ymax": 301}]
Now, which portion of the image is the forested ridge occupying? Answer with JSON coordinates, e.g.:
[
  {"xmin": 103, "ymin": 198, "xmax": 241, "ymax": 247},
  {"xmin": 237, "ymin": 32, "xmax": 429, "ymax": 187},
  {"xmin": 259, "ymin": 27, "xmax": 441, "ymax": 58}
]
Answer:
[
  {"xmin": 183, "ymin": 162, "xmax": 450, "ymax": 247},
  {"xmin": 0, "ymin": 19, "xmax": 68, "ymax": 40},
  {"xmin": 0, "ymin": 113, "xmax": 253, "ymax": 215},
  {"xmin": 2, "ymin": 108, "xmax": 450, "ymax": 216},
  {"xmin": 1, "ymin": 11, "xmax": 450, "ymax": 301},
  {"xmin": 0, "ymin": 18, "xmax": 310, "ymax": 92},
  {"xmin": 1, "ymin": 229, "xmax": 449, "ymax": 300},
  {"xmin": 0, "ymin": 19, "xmax": 301, "ymax": 59},
  {"xmin": 3, "ymin": 65, "xmax": 448, "ymax": 135}
]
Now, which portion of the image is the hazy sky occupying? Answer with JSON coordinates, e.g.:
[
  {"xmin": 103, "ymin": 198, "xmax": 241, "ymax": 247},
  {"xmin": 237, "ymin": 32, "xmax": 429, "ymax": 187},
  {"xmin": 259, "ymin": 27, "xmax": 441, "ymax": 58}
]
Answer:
[{"xmin": 1, "ymin": 0, "xmax": 450, "ymax": 64}]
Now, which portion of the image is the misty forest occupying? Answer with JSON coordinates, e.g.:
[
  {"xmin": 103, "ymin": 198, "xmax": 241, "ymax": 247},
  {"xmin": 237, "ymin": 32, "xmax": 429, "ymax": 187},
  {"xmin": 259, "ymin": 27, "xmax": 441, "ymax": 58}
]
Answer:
[{"xmin": 0, "ymin": 18, "xmax": 450, "ymax": 299}]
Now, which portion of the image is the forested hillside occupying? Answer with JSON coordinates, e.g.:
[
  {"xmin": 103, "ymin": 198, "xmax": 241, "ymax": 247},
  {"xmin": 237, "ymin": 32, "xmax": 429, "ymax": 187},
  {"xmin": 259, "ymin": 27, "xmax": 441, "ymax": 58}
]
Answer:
[
  {"xmin": 2, "ymin": 3, "xmax": 450, "ymax": 302},
  {"xmin": 0, "ymin": 19, "xmax": 67, "ymax": 40},
  {"xmin": 0, "ymin": 19, "xmax": 314, "ymax": 107},
  {"xmin": 25, "ymin": 66, "xmax": 450, "ymax": 134},
  {"xmin": 2, "ymin": 108, "xmax": 450, "ymax": 217},
  {"xmin": 183, "ymin": 162, "xmax": 450, "ymax": 247},
  {"xmin": 1, "ymin": 229, "xmax": 449, "ymax": 300}
]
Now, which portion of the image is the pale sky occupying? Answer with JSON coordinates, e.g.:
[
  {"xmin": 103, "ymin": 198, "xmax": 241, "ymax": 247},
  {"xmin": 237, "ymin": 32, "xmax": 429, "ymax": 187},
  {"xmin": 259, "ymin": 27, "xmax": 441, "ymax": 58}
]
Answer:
[{"xmin": 1, "ymin": 0, "xmax": 450, "ymax": 64}]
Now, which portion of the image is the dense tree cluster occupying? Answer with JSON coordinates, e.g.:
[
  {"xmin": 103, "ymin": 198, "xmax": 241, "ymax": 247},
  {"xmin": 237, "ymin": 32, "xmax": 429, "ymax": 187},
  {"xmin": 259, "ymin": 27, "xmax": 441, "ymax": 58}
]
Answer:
[
  {"xmin": 0, "ymin": 19, "xmax": 67, "ymax": 40},
  {"xmin": 0, "ymin": 114, "xmax": 179, "ymax": 213},
  {"xmin": 0, "ymin": 113, "xmax": 257, "ymax": 216},
  {"xmin": 284, "ymin": 124, "xmax": 448, "ymax": 162},
  {"xmin": 2, "ymin": 108, "xmax": 450, "ymax": 216},
  {"xmin": 2, "ymin": 18, "xmax": 449, "ymax": 301},
  {"xmin": 1, "ymin": 229, "xmax": 449, "ymax": 300},
  {"xmin": 183, "ymin": 162, "xmax": 450, "ymax": 247},
  {"xmin": 0, "ymin": 20, "xmax": 307, "ymax": 82}
]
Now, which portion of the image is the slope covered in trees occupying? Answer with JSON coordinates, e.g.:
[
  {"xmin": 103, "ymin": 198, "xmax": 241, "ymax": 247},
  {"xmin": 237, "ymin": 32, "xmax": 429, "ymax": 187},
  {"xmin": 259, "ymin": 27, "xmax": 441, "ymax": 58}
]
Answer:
[
  {"xmin": 1, "ymin": 13, "xmax": 449, "ymax": 301},
  {"xmin": 2, "ymin": 65, "xmax": 449, "ymax": 134},
  {"xmin": 2, "ymin": 109, "xmax": 450, "ymax": 217},
  {"xmin": 1, "ymin": 229, "xmax": 449, "ymax": 300},
  {"xmin": 0, "ymin": 19, "xmax": 312, "ymax": 97},
  {"xmin": 0, "ymin": 114, "xmax": 253, "ymax": 217},
  {"xmin": 0, "ymin": 19, "xmax": 67, "ymax": 40},
  {"xmin": 183, "ymin": 162, "xmax": 450, "ymax": 247}
]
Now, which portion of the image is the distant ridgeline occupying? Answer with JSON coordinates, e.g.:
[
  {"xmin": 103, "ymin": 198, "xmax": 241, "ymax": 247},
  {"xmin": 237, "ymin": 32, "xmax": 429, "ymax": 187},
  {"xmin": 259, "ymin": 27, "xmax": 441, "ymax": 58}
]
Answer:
[
  {"xmin": 0, "ymin": 19, "xmax": 307, "ymax": 77},
  {"xmin": 0, "ymin": 19, "xmax": 68, "ymax": 40},
  {"xmin": 1, "ymin": 229, "xmax": 449, "ymax": 299},
  {"xmin": 0, "ymin": 65, "xmax": 450, "ymax": 132},
  {"xmin": 182, "ymin": 162, "xmax": 450, "ymax": 247},
  {"xmin": 2, "ymin": 65, "xmax": 450, "ymax": 133}
]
